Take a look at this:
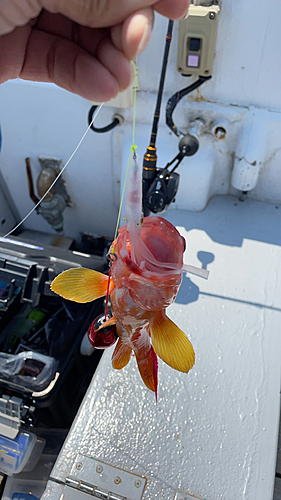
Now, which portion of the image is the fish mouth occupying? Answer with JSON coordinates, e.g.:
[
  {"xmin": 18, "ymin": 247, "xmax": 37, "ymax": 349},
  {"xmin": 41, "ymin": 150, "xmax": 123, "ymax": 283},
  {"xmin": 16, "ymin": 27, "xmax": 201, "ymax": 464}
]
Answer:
[
  {"xmin": 119, "ymin": 216, "xmax": 185, "ymax": 276},
  {"xmin": 121, "ymin": 239, "xmax": 183, "ymax": 278}
]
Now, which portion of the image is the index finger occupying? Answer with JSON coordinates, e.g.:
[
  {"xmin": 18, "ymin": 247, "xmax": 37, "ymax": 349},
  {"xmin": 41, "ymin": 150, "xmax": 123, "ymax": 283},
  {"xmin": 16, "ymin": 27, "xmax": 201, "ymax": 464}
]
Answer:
[
  {"xmin": 153, "ymin": 0, "xmax": 189, "ymax": 19},
  {"xmin": 41, "ymin": 0, "xmax": 189, "ymax": 28}
]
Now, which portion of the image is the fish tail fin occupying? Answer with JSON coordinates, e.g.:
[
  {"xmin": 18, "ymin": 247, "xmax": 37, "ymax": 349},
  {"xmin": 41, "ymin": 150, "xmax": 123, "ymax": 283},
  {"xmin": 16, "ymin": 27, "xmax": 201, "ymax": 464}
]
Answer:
[
  {"xmin": 132, "ymin": 329, "xmax": 158, "ymax": 397},
  {"xmin": 152, "ymin": 348, "xmax": 158, "ymax": 402},
  {"xmin": 51, "ymin": 268, "xmax": 109, "ymax": 303},
  {"xmin": 112, "ymin": 338, "xmax": 132, "ymax": 369},
  {"xmin": 150, "ymin": 311, "xmax": 195, "ymax": 373}
]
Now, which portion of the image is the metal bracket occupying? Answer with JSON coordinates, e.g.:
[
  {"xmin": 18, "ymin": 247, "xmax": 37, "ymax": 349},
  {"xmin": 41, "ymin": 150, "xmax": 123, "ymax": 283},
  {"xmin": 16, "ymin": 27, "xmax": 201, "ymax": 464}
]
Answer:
[
  {"xmin": 64, "ymin": 479, "xmax": 126, "ymax": 499},
  {"xmin": 64, "ymin": 454, "xmax": 146, "ymax": 500}
]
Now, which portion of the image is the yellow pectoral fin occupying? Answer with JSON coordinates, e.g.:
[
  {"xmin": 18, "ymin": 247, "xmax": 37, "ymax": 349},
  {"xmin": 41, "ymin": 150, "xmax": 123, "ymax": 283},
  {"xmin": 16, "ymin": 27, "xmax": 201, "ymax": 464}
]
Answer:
[
  {"xmin": 51, "ymin": 268, "xmax": 109, "ymax": 303},
  {"xmin": 150, "ymin": 311, "xmax": 195, "ymax": 373}
]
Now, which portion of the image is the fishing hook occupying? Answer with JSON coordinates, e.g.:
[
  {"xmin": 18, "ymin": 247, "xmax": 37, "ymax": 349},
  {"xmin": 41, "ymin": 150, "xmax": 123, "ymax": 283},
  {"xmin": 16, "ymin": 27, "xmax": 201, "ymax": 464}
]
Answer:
[{"xmin": 106, "ymin": 250, "xmax": 118, "ymax": 266}]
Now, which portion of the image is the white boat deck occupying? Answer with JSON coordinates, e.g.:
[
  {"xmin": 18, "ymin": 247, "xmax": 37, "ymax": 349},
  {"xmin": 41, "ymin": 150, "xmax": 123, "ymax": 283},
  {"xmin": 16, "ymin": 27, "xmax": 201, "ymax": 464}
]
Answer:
[{"xmin": 42, "ymin": 195, "xmax": 281, "ymax": 500}]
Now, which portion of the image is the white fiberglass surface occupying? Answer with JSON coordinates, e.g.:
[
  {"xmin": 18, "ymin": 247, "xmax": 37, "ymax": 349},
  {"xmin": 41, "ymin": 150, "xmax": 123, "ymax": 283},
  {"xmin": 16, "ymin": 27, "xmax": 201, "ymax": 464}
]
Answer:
[{"xmin": 44, "ymin": 196, "xmax": 281, "ymax": 500}]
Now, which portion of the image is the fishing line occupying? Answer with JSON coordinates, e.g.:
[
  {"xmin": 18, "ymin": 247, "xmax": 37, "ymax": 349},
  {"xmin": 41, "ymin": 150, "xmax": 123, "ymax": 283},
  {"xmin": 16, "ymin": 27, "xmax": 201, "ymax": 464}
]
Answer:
[
  {"xmin": 1, "ymin": 103, "xmax": 104, "ymax": 239},
  {"xmin": 104, "ymin": 61, "xmax": 138, "ymax": 317},
  {"xmin": 112, "ymin": 60, "xmax": 138, "ymax": 243},
  {"xmin": 104, "ymin": 269, "xmax": 111, "ymax": 321}
]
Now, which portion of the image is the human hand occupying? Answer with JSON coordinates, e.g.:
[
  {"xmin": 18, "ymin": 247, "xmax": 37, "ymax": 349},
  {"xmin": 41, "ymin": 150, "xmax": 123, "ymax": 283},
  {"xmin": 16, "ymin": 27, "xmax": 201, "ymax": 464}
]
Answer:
[{"xmin": 0, "ymin": 0, "xmax": 189, "ymax": 101}]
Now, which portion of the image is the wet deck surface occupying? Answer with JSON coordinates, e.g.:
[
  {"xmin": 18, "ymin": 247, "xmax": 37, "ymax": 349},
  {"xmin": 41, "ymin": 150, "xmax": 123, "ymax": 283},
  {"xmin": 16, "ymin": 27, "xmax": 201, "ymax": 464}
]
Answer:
[{"xmin": 42, "ymin": 197, "xmax": 281, "ymax": 500}]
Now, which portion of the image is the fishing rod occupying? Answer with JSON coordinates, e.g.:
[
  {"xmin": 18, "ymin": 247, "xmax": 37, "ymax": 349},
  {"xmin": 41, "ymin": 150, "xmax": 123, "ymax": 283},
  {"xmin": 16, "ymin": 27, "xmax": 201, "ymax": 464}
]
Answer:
[
  {"xmin": 142, "ymin": 19, "xmax": 174, "ymax": 217},
  {"xmin": 142, "ymin": 20, "xmax": 212, "ymax": 216}
]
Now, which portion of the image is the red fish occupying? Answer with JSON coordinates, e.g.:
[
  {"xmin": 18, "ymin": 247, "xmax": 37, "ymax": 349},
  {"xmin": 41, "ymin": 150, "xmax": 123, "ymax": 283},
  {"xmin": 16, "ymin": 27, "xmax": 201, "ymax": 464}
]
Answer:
[
  {"xmin": 51, "ymin": 215, "xmax": 195, "ymax": 397},
  {"xmin": 51, "ymin": 155, "xmax": 206, "ymax": 397}
]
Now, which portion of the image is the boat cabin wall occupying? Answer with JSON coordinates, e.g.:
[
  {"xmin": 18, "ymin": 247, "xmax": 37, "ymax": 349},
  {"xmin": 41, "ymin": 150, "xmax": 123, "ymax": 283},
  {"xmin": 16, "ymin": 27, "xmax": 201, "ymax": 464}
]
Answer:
[{"xmin": 0, "ymin": 0, "xmax": 281, "ymax": 241}]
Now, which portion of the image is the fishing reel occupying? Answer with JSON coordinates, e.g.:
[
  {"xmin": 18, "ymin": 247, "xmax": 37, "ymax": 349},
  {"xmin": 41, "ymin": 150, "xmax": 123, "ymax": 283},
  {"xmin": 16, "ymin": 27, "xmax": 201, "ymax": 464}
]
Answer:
[
  {"xmin": 145, "ymin": 169, "xmax": 179, "ymax": 214},
  {"xmin": 144, "ymin": 134, "xmax": 199, "ymax": 214}
]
